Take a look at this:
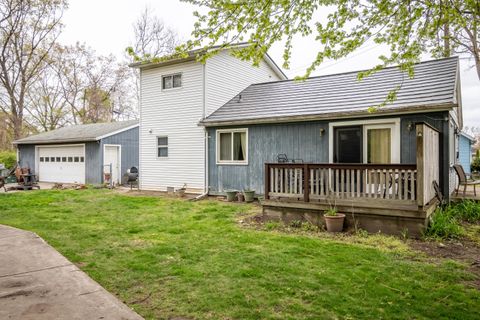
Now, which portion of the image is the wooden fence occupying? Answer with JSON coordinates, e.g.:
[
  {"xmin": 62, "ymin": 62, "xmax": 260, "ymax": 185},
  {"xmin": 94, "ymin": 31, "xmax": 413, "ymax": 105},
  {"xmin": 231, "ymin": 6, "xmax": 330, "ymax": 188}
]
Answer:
[{"xmin": 416, "ymin": 123, "xmax": 440, "ymax": 206}]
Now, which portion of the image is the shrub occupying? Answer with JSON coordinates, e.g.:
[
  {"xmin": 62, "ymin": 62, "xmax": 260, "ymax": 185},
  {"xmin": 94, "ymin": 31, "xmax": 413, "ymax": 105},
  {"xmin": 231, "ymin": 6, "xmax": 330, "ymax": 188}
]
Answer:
[
  {"xmin": 0, "ymin": 151, "xmax": 16, "ymax": 169},
  {"xmin": 471, "ymin": 157, "xmax": 480, "ymax": 173},
  {"xmin": 425, "ymin": 206, "xmax": 464, "ymax": 240}
]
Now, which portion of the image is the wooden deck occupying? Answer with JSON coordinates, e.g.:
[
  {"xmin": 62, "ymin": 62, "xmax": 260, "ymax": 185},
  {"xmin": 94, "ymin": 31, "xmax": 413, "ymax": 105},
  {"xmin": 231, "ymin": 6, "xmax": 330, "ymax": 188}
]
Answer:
[{"xmin": 260, "ymin": 123, "xmax": 441, "ymax": 237}]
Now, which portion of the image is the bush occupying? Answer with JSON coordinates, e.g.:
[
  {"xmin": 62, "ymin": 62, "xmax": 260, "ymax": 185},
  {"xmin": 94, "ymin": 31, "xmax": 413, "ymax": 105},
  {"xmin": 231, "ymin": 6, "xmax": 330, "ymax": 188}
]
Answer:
[
  {"xmin": 471, "ymin": 156, "xmax": 480, "ymax": 172},
  {"xmin": 425, "ymin": 206, "xmax": 464, "ymax": 240},
  {"xmin": 0, "ymin": 151, "xmax": 16, "ymax": 169}
]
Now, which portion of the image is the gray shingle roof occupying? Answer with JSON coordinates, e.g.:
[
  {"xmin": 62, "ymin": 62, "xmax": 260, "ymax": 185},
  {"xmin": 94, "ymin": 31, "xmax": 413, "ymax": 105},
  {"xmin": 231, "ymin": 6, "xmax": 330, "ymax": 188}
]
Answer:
[
  {"xmin": 14, "ymin": 120, "xmax": 139, "ymax": 145},
  {"xmin": 201, "ymin": 57, "xmax": 459, "ymax": 126}
]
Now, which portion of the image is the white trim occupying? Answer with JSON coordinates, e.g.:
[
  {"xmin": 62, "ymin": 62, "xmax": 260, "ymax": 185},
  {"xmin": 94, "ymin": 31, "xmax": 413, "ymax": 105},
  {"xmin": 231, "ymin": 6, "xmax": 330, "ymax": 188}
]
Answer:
[
  {"xmin": 35, "ymin": 143, "xmax": 86, "ymax": 183},
  {"xmin": 216, "ymin": 128, "xmax": 249, "ymax": 165},
  {"xmin": 103, "ymin": 144, "xmax": 122, "ymax": 185},
  {"xmin": 95, "ymin": 123, "xmax": 139, "ymax": 140},
  {"xmin": 328, "ymin": 118, "xmax": 401, "ymax": 163}
]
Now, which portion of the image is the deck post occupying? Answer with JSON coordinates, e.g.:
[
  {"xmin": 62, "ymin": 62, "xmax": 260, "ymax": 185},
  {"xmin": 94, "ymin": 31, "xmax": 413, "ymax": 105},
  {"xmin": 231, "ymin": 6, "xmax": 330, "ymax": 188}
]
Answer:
[
  {"xmin": 304, "ymin": 164, "xmax": 310, "ymax": 202},
  {"xmin": 265, "ymin": 163, "xmax": 270, "ymax": 200},
  {"xmin": 416, "ymin": 124, "xmax": 424, "ymax": 207}
]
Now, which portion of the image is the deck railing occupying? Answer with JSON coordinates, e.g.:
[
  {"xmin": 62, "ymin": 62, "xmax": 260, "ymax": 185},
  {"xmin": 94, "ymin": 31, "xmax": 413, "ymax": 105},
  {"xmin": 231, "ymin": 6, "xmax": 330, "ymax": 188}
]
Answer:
[{"xmin": 264, "ymin": 163, "xmax": 418, "ymax": 204}]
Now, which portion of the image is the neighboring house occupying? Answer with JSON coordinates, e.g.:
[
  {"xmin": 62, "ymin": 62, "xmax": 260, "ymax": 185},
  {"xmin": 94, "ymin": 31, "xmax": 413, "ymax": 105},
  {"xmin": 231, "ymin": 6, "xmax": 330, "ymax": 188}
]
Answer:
[
  {"xmin": 130, "ymin": 43, "xmax": 286, "ymax": 193},
  {"xmin": 200, "ymin": 56, "xmax": 462, "ymax": 236},
  {"xmin": 459, "ymin": 132, "xmax": 475, "ymax": 175},
  {"xmin": 13, "ymin": 120, "xmax": 139, "ymax": 185}
]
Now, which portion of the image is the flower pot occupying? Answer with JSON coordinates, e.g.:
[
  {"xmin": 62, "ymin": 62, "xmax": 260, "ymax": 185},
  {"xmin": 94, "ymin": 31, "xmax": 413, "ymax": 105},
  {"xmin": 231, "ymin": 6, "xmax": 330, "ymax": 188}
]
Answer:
[
  {"xmin": 243, "ymin": 190, "xmax": 255, "ymax": 203},
  {"xmin": 225, "ymin": 190, "xmax": 237, "ymax": 202},
  {"xmin": 324, "ymin": 213, "xmax": 346, "ymax": 232},
  {"xmin": 237, "ymin": 192, "xmax": 244, "ymax": 202}
]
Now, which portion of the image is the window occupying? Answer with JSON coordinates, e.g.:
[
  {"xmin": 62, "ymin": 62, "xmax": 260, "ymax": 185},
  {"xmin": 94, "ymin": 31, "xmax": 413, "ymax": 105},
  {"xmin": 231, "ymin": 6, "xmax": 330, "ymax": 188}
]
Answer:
[
  {"xmin": 62, "ymin": 157, "xmax": 67, "ymax": 162},
  {"xmin": 56, "ymin": 157, "xmax": 61, "ymax": 162},
  {"xmin": 162, "ymin": 74, "xmax": 182, "ymax": 90},
  {"xmin": 74, "ymin": 157, "xmax": 79, "ymax": 162},
  {"xmin": 40, "ymin": 157, "xmax": 44, "ymax": 162},
  {"xmin": 157, "ymin": 136, "xmax": 168, "ymax": 157},
  {"xmin": 45, "ymin": 157, "xmax": 49, "ymax": 162},
  {"xmin": 217, "ymin": 129, "xmax": 248, "ymax": 164},
  {"xmin": 50, "ymin": 157, "xmax": 55, "ymax": 162},
  {"xmin": 366, "ymin": 128, "xmax": 391, "ymax": 164},
  {"xmin": 68, "ymin": 157, "xmax": 73, "ymax": 162},
  {"xmin": 80, "ymin": 157, "xmax": 84, "ymax": 163}
]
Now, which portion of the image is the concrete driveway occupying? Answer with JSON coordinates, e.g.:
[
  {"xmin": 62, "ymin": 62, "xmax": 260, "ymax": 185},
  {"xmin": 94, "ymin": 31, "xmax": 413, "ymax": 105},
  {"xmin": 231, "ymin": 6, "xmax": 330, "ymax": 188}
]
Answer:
[{"xmin": 0, "ymin": 225, "xmax": 143, "ymax": 320}]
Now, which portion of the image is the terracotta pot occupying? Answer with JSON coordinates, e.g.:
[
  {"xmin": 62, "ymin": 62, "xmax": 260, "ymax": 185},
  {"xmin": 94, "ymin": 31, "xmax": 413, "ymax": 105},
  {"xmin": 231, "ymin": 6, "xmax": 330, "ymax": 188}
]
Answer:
[{"xmin": 324, "ymin": 213, "xmax": 346, "ymax": 232}]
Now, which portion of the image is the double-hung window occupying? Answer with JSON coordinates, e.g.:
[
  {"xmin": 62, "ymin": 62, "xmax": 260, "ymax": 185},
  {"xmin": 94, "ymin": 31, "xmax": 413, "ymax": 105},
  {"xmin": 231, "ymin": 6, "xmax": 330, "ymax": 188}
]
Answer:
[
  {"xmin": 162, "ymin": 73, "xmax": 182, "ymax": 90},
  {"xmin": 217, "ymin": 129, "xmax": 248, "ymax": 164},
  {"xmin": 157, "ymin": 136, "xmax": 168, "ymax": 158}
]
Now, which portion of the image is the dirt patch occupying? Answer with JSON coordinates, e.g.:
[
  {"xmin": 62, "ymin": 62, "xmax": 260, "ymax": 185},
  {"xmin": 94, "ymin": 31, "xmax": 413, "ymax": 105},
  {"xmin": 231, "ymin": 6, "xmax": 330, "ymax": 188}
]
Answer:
[{"xmin": 409, "ymin": 239, "xmax": 480, "ymax": 289}]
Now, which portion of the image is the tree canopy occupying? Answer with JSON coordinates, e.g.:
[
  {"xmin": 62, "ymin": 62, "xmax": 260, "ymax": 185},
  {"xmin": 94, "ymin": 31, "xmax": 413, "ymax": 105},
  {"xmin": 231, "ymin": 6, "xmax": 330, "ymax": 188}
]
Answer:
[{"xmin": 179, "ymin": 0, "xmax": 480, "ymax": 81}]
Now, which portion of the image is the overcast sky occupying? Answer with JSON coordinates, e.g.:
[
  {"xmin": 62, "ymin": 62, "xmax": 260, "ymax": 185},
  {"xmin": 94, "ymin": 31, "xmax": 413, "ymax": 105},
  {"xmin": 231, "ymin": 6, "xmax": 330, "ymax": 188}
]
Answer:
[{"xmin": 59, "ymin": 0, "xmax": 480, "ymax": 127}]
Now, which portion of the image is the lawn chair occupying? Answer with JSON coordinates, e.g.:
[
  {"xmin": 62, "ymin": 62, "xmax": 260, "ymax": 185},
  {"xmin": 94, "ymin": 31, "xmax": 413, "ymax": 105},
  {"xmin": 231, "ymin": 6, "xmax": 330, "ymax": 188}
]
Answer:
[{"xmin": 453, "ymin": 164, "xmax": 480, "ymax": 196}]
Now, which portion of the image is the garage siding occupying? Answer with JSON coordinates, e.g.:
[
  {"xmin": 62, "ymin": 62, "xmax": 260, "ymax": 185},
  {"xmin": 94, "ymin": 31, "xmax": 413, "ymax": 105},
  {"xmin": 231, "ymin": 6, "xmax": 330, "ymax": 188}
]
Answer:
[
  {"xmin": 101, "ymin": 127, "xmax": 139, "ymax": 184},
  {"xmin": 85, "ymin": 142, "xmax": 102, "ymax": 184},
  {"xmin": 17, "ymin": 145, "xmax": 36, "ymax": 172}
]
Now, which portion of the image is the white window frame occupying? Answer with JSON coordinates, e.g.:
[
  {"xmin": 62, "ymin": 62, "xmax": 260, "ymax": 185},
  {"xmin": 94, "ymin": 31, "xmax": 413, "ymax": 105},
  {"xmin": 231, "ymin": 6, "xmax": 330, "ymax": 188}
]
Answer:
[
  {"xmin": 161, "ymin": 73, "xmax": 182, "ymax": 90},
  {"xmin": 216, "ymin": 128, "xmax": 249, "ymax": 165},
  {"xmin": 156, "ymin": 136, "xmax": 168, "ymax": 158},
  {"xmin": 328, "ymin": 118, "xmax": 400, "ymax": 163}
]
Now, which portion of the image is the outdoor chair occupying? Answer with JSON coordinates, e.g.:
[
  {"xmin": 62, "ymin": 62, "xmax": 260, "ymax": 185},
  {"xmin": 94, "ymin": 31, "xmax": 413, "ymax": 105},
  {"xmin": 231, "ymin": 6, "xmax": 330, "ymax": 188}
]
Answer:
[{"xmin": 453, "ymin": 164, "xmax": 480, "ymax": 196}]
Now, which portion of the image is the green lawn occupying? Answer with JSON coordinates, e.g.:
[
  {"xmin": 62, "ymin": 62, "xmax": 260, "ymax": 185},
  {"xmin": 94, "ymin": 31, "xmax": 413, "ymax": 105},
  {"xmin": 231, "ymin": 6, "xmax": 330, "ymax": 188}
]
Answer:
[{"xmin": 0, "ymin": 190, "xmax": 478, "ymax": 320}]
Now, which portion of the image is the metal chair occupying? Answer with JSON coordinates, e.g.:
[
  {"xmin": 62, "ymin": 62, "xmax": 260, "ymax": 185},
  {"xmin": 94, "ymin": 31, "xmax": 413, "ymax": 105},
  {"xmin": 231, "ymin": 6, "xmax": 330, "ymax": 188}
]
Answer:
[{"xmin": 453, "ymin": 164, "xmax": 480, "ymax": 196}]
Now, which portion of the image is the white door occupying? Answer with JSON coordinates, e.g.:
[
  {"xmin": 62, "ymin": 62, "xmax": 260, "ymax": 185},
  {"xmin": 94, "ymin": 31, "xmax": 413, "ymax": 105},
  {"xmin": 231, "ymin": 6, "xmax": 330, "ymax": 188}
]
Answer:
[
  {"xmin": 104, "ymin": 145, "xmax": 120, "ymax": 185},
  {"xmin": 38, "ymin": 145, "xmax": 85, "ymax": 183}
]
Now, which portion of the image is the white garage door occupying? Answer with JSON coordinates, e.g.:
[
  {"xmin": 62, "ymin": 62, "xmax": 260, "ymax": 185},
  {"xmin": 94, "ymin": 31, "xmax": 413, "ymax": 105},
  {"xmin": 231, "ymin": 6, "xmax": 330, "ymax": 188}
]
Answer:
[{"xmin": 38, "ymin": 145, "xmax": 85, "ymax": 184}]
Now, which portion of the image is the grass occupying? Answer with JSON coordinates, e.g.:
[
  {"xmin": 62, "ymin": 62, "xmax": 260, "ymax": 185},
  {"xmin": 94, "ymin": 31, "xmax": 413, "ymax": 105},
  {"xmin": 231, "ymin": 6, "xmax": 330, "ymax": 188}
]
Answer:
[
  {"xmin": 0, "ymin": 189, "xmax": 479, "ymax": 320},
  {"xmin": 425, "ymin": 200, "xmax": 480, "ymax": 240}
]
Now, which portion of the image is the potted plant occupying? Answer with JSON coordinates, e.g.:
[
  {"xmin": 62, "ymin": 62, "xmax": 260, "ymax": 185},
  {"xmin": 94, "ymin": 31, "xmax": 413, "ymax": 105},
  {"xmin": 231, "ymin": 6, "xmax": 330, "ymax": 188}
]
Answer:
[
  {"xmin": 323, "ymin": 207, "xmax": 345, "ymax": 233},
  {"xmin": 225, "ymin": 190, "xmax": 237, "ymax": 202},
  {"xmin": 243, "ymin": 189, "xmax": 255, "ymax": 203}
]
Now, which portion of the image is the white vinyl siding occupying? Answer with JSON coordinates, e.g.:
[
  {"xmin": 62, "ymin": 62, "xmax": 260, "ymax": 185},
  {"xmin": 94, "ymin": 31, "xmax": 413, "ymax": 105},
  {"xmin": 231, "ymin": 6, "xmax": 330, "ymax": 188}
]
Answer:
[
  {"xmin": 140, "ymin": 61, "xmax": 205, "ymax": 191},
  {"xmin": 205, "ymin": 50, "xmax": 282, "ymax": 116},
  {"xmin": 139, "ymin": 50, "xmax": 283, "ymax": 193}
]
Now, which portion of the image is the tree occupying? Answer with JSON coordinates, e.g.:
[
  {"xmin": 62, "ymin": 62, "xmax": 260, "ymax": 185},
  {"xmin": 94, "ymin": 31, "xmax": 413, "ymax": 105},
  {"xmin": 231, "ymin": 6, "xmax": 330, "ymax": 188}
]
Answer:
[
  {"xmin": 179, "ymin": 0, "xmax": 480, "ymax": 81},
  {"xmin": 130, "ymin": 6, "xmax": 180, "ymax": 60},
  {"xmin": 0, "ymin": 0, "xmax": 67, "ymax": 140}
]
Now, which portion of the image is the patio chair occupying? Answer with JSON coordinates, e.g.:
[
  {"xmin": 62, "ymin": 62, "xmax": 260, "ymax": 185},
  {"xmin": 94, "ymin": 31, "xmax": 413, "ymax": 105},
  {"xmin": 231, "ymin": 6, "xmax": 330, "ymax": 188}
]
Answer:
[{"xmin": 453, "ymin": 164, "xmax": 480, "ymax": 196}]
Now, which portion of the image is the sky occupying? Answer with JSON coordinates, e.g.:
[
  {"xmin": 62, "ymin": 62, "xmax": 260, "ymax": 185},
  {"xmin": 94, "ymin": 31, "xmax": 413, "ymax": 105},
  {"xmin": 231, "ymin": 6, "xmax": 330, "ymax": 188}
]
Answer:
[{"xmin": 59, "ymin": 0, "xmax": 480, "ymax": 127}]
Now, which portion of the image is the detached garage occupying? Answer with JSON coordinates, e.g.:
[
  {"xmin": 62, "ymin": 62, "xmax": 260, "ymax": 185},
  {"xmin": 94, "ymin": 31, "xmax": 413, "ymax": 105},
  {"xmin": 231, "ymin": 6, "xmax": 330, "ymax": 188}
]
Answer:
[{"xmin": 13, "ymin": 120, "xmax": 139, "ymax": 185}]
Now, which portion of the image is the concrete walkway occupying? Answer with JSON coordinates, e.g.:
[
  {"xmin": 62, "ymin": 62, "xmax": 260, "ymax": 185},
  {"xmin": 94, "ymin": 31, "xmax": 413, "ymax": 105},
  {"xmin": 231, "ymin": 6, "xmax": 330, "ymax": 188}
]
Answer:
[{"xmin": 0, "ymin": 225, "xmax": 143, "ymax": 320}]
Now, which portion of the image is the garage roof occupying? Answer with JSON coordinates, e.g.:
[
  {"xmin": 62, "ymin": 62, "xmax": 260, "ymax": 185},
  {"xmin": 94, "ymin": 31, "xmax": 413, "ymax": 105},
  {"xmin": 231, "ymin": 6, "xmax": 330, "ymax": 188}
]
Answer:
[
  {"xmin": 200, "ymin": 57, "xmax": 460, "ymax": 126},
  {"xmin": 13, "ymin": 120, "xmax": 139, "ymax": 145}
]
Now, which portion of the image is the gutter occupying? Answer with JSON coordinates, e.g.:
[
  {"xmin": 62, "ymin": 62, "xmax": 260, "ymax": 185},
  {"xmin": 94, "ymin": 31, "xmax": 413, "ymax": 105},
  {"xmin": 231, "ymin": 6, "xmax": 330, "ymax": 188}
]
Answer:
[{"xmin": 198, "ymin": 104, "xmax": 456, "ymax": 128}]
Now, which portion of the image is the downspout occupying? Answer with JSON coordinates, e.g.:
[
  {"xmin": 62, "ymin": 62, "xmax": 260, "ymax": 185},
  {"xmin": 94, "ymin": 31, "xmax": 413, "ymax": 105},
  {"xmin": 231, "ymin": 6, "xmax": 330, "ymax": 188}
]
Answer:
[{"xmin": 202, "ymin": 63, "xmax": 209, "ymax": 197}]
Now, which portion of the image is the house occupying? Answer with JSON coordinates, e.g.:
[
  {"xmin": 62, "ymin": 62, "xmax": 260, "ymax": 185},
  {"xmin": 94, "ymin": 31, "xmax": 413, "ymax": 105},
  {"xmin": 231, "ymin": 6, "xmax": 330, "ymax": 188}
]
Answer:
[
  {"xmin": 130, "ymin": 43, "xmax": 287, "ymax": 193},
  {"xmin": 459, "ymin": 132, "xmax": 475, "ymax": 175},
  {"xmin": 135, "ymin": 46, "xmax": 462, "ymax": 236},
  {"xmin": 199, "ymin": 56, "xmax": 462, "ymax": 236},
  {"xmin": 13, "ymin": 120, "xmax": 139, "ymax": 185}
]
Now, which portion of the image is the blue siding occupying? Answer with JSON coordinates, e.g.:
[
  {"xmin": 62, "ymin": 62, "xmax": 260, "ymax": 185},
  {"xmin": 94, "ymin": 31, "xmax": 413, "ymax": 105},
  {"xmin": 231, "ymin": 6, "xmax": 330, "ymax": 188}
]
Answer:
[
  {"xmin": 208, "ymin": 112, "xmax": 451, "ymax": 198},
  {"xmin": 101, "ymin": 127, "xmax": 139, "ymax": 184},
  {"xmin": 17, "ymin": 145, "xmax": 35, "ymax": 171},
  {"xmin": 85, "ymin": 141, "xmax": 102, "ymax": 184},
  {"xmin": 459, "ymin": 135, "xmax": 472, "ymax": 174},
  {"xmin": 208, "ymin": 121, "xmax": 329, "ymax": 193}
]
